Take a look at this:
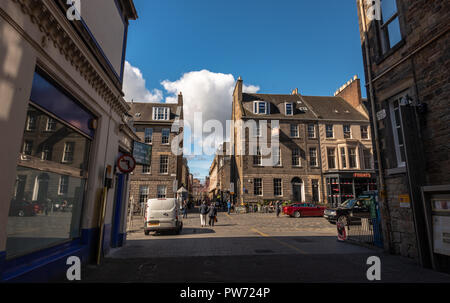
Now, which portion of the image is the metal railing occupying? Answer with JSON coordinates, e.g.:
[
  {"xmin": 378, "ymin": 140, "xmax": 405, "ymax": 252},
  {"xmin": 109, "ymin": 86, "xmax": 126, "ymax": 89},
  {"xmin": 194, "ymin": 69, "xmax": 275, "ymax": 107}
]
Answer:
[{"xmin": 346, "ymin": 216, "xmax": 383, "ymax": 248}]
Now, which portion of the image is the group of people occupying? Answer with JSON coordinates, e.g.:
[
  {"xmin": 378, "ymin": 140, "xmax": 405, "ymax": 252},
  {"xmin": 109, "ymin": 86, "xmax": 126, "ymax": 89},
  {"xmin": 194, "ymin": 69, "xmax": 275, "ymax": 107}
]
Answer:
[{"xmin": 199, "ymin": 201, "xmax": 219, "ymax": 227}]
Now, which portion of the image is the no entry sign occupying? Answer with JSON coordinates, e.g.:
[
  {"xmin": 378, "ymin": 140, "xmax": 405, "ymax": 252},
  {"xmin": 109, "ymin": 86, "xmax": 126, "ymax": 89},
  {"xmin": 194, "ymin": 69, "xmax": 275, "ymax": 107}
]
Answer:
[{"xmin": 117, "ymin": 154, "xmax": 136, "ymax": 173}]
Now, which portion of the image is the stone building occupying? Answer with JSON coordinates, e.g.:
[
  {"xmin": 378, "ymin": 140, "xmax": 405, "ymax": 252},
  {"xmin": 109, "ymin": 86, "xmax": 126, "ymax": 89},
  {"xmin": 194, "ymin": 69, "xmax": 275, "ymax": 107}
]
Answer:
[
  {"xmin": 128, "ymin": 94, "xmax": 184, "ymax": 208},
  {"xmin": 0, "ymin": 0, "xmax": 138, "ymax": 281},
  {"xmin": 230, "ymin": 77, "xmax": 375, "ymax": 206},
  {"xmin": 208, "ymin": 143, "xmax": 232, "ymax": 202},
  {"xmin": 356, "ymin": 0, "xmax": 450, "ymax": 272}
]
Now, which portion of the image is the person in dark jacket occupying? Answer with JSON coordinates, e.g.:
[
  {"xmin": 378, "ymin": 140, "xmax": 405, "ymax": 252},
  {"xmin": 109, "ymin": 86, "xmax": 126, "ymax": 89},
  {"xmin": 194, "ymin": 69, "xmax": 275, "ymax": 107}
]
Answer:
[
  {"xmin": 208, "ymin": 203, "xmax": 217, "ymax": 227},
  {"xmin": 199, "ymin": 201, "xmax": 208, "ymax": 227},
  {"xmin": 276, "ymin": 200, "xmax": 281, "ymax": 217}
]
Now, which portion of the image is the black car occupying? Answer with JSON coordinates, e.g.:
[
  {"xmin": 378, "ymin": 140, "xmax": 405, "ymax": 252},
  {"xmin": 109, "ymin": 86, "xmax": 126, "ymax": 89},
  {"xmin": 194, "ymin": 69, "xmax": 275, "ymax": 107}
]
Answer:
[{"xmin": 323, "ymin": 198, "xmax": 372, "ymax": 225}]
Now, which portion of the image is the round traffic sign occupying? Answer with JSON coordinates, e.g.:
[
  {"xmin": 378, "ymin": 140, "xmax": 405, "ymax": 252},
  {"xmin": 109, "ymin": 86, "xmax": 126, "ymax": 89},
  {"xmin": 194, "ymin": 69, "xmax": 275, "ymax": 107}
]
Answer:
[{"xmin": 117, "ymin": 154, "xmax": 136, "ymax": 173}]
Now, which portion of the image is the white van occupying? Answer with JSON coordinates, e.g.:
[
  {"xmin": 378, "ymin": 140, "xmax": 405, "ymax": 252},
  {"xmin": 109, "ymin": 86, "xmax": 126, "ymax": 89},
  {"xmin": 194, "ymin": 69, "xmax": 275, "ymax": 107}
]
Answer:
[{"xmin": 144, "ymin": 198, "xmax": 183, "ymax": 235}]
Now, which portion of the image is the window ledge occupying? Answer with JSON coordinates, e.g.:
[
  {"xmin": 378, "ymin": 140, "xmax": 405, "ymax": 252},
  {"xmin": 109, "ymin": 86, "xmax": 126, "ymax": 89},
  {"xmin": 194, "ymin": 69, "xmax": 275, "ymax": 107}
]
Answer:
[
  {"xmin": 386, "ymin": 166, "xmax": 406, "ymax": 176},
  {"xmin": 375, "ymin": 39, "xmax": 406, "ymax": 65}
]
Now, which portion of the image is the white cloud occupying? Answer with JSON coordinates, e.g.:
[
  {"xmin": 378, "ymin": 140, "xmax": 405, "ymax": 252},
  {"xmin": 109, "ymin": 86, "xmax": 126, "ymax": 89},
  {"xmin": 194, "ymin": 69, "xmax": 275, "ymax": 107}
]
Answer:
[
  {"xmin": 161, "ymin": 70, "xmax": 259, "ymax": 144},
  {"xmin": 122, "ymin": 66, "xmax": 260, "ymax": 177},
  {"xmin": 123, "ymin": 61, "xmax": 163, "ymax": 103}
]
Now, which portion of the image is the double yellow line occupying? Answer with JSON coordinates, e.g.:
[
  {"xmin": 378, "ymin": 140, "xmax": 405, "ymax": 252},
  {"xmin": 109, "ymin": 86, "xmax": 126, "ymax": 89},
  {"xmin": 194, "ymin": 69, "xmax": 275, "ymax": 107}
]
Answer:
[{"xmin": 251, "ymin": 228, "xmax": 308, "ymax": 255}]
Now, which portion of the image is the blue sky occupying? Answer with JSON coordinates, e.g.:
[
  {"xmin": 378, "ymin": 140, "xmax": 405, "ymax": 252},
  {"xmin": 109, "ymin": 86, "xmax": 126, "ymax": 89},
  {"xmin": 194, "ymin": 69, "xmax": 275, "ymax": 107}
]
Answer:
[{"xmin": 123, "ymin": 0, "xmax": 366, "ymax": 181}]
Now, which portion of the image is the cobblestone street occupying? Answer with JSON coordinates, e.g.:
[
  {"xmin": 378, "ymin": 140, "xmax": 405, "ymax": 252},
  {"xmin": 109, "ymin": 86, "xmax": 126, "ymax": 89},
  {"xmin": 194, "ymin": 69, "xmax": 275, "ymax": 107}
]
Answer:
[{"xmin": 82, "ymin": 210, "xmax": 450, "ymax": 283}]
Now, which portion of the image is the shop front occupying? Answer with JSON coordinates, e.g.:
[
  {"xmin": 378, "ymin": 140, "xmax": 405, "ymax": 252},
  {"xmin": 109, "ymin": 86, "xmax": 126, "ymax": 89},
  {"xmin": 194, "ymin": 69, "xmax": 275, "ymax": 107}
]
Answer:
[
  {"xmin": 326, "ymin": 172, "xmax": 377, "ymax": 207},
  {"xmin": 1, "ymin": 70, "xmax": 98, "ymax": 281}
]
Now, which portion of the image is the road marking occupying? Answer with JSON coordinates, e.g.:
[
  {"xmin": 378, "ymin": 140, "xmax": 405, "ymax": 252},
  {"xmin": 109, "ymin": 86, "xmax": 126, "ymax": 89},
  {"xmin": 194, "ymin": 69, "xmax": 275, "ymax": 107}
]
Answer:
[{"xmin": 251, "ymin": 228, "xmax": 308, "ymax": 255}]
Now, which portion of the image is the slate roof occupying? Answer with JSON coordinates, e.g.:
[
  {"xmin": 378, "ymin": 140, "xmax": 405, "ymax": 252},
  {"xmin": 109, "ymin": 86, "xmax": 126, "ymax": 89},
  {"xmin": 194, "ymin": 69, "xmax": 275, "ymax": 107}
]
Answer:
[
  {"xmin": 128, "ymin": 102, "xmax": 181, "ymax": 123},
  {"xmin": 241, "ymin": 93, "xmax": 368, "ymax": 122}
]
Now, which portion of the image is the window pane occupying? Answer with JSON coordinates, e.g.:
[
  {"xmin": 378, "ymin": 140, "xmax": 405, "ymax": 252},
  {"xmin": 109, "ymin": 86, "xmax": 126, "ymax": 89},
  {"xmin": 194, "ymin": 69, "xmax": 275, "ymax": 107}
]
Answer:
[
  {"xmin": 382, "ymin": 0, "xmax": 398, "ymax": 23},
  {"xmin": 20, "ymin": 106, "xmax": 91, "ymax": 172},
  {"xmin": 6, "ymin": 167, "xmax": 85, "ymax": 258},
  {"xmin": 145, "ymin": 128, "xmax": 153, "ymax": 144},
  {"xmin": 162, "ymin": 129, "xmax": 170, "ymax": 144},
  {"xmin": 7, "ymin": 104, "xmax": 91, "ymax": 258},
  {"xmin": 387, "ymin": 17, "xmax": 402, "ymax": 47}
]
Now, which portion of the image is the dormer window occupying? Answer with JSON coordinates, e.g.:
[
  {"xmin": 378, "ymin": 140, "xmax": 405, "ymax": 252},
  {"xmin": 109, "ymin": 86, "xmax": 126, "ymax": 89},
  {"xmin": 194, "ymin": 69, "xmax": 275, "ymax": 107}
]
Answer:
[
  {"xmin": 253, "ymin": 101, "xmax": 269, "ymax": 115},
  {"xmin": 153, "ymin": 107, "xmax": 170, "ymax": 120},
  {"xmin": 285, "ymin": 103, "xmax": 293, "ymax": 115}
]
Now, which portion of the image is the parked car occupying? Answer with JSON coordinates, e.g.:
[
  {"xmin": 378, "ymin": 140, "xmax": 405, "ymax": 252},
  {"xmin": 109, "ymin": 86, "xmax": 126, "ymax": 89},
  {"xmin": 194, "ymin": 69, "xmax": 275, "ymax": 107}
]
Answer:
[
  {"xmin": 9, "ymin": 200, "xmax": 36, "ymax": 217},
  {"xmin": 323, "ymin": 198, "xmax": 371, "ymax": 225},
  {"xmin": 144, "ymin": 198, "xmax": 183, "ymax": 235},
  {"xmin": 283, "ymin": 203, "xmax": 326, "ymax": 218}
]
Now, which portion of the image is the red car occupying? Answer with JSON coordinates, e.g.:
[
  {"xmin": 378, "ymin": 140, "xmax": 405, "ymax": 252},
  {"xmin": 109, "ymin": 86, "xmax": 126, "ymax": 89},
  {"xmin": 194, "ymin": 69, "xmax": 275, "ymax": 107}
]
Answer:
[{"xmin": 283, "ymin": 203, "xmax": 326, "ymax": 218}]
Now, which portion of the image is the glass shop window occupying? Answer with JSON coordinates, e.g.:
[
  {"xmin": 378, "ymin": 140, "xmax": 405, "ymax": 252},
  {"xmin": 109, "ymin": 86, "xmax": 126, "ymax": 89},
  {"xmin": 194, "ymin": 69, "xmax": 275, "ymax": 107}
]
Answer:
[{"xmin": 6, "ymin": 105, "xmax": 91, "ymax": 259}]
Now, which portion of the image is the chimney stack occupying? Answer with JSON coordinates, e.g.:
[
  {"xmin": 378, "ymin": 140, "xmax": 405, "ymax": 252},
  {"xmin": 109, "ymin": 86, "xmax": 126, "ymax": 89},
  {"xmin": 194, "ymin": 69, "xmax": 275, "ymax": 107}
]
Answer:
[
  {"xmin": 178, "ymin": 92, "xmax": 183, "ymax": 106},
  {"xmin": 334, "ymin": 75, "xmax": 363, "ymax": 111}
]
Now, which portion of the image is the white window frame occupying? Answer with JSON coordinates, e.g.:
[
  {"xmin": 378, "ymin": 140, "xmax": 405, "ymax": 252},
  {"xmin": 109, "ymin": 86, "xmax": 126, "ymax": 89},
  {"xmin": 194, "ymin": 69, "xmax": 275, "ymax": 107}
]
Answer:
[
  {"xmin": 159, "ymin": 155, "xmax": 169, "ymax": 174},
  {"xmin": 41, "ymin": 145, "xmax": 52, "ymax": 161},
  {"xmin": 309, "ymin": 147, "xmax": 318, "ymax": 167},
  {"xmin": 273, "ymin": 147, "xmax": 281, "ymax": 167},
  {"xmin": 343, "ymin": 124, "xmax": 351, "ymax": 139},
  {"xmin": 23, "ymin": 140, "xmax": 33, "ymax": 155},
  {"xmin": 157, "ymin": 185, "xmax": 167, "ymax": 198},
  {"xmin": 285, "ymin": 103, "xmax": 293, "ymax": 116},
  {"xmin": 253, "ymin": 146, "xmax": 262, "ymax": 166},
  {"xmin": 290, "ymin": 124, "xmax": 299, "ymax": 138},
  {"xmin": 142, "ymin": 164, "xmax": 151, "ymax": 174},
  {"xmin": 62, "ymin": 142, "xmax": 75, "ymax": 163},
  {"xmin": 292, "ymin": 148, "xmax": 301, "ymax": 167},
  {"xmin": 253, "ymin": 101, "xmax": 269, "ymax": 115},
  {"xmin": 340, "ymin": 147, "xmax": 347, "ymax": 169},
  {"xmin": 363, "ymin": 148, "xmax": 373, "ymax": 170},
  {"xmin": 139, "ymin": 185, "xmax": 149, "ymax": 204},
  {"xmin": 58, "ymin": 175, "xmax": 69, "ymax": 195},
  {"xmin": 307, "ymin": 123, "xmax": 316, "ymax": 138},
  {"xmin": 360, "ymin": 125, "xmax": 369, "ymax": 140},
  {"xmin": 46, "ymin": 118, "xmax": 56, "ymax": 131},
  {"xmin": 153, "ymin": 107, "xmax": 170, "ymax": 121},
  {"xmin": 254, "ymin": 121, "xmax": 262, "ymax": 137},
  {"xmin": 326, "ymin": 124, "xmax": 334, "ymax": 138},
  {"xmin": 389, "ymin": 97, "xmax": 406, "ymax": 167},
  {"xmin": 254, "ymin": 178, "xmax": 263, "ymax": 196},
  {"xmin": 162, "ymin": 128, "xmax": 170, "ymax": 145},
  {"xmin": 26, "ymin": 114, "xmax": 36, "ymax": 131},
  {"xmin": 274, "ymin": 178, "xmax": 283, "ymax": 196},
  {"xmin": 348, "ymin": 147, "xmax": 358, "ymax": 169},
  {"xmin": 327, "ymin": 147, "xmax": 336, "ymax": 169},
  {"xmin": 144, "ymin": 128, "xmax": 153, "ymax": 144}
]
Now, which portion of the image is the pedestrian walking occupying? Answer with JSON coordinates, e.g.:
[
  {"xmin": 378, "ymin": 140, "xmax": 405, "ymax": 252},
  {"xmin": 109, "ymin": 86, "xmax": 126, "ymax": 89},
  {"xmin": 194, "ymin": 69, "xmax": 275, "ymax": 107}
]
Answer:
[
  {"xmin": 182, "ymin": 201, "xmax": 188, "ymax": 218},
  {"xmin": 199, "ymin": 201, "xmax": 208, "ymax": 227},
  {"xmin": 208, "ymin": 203, "xmax": 217, "ymax": 227},
  {"xmin": 276, "ymin": 200, "xmax": 281, "ymax": 217},
  {"xmin": 227, "ymin": 200, "xmax": 231, "ymax": 214}
]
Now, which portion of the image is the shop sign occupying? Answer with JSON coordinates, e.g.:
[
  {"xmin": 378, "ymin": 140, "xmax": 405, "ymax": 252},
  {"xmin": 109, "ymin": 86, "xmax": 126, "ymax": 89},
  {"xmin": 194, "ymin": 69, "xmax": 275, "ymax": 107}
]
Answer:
[
  {"xmin": 117, "ymin": 154, "xmax": 136, "ymax": 174},
  {"xmin": 399, "ymin": 194, "xmax": 411, "ymax": 208},
  {"xmin": 376, "ymin": 109, "xmax": 386, "ymax": 121},
  {"xmin": 353, "ymin": 173, "xmax": 371, "ymax": 178},
  {"xmin": 133, "ymin": 141, "xmax": 152, "ymax": 165}
]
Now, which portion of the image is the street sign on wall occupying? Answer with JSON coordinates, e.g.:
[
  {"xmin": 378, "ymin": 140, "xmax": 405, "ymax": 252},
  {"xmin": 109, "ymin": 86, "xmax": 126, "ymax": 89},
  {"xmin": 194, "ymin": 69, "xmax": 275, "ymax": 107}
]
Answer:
[{"xmin": 133, "ymin": 141, "xmax": 152, "ymax": 165}]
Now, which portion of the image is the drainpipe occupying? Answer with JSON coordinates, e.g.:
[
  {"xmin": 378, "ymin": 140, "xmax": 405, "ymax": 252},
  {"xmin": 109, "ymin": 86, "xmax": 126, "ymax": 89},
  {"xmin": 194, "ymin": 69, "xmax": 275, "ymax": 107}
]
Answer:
[{"xmin": 358, "ymin": 0, "xmax": 392, "ymax": 251}]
